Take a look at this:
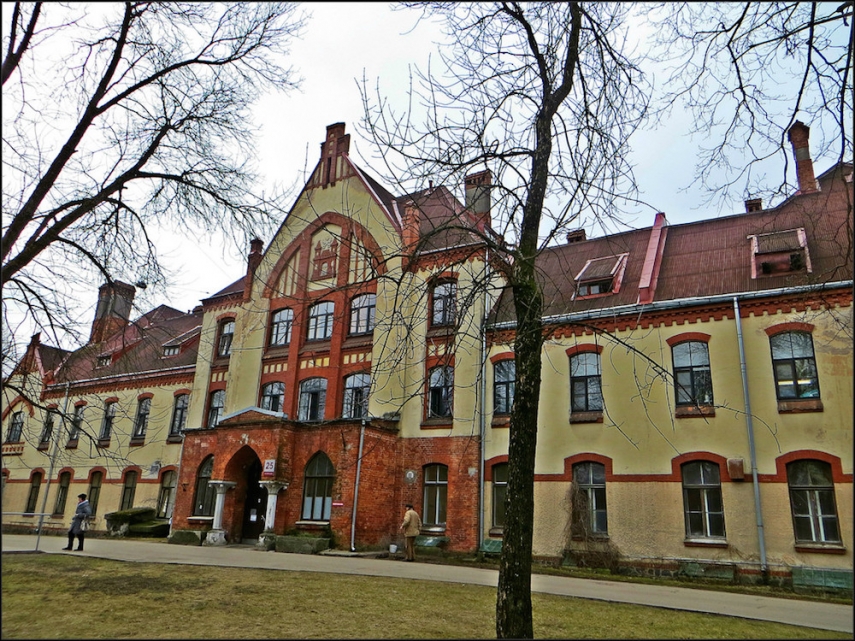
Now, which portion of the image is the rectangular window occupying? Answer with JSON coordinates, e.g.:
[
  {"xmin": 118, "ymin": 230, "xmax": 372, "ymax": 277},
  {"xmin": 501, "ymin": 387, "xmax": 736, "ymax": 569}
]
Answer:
[
  {"xmin": 349, "ymin": 294, "xmax": 376, "ymax": 335},
  {"xmin": 120, "ymin": 471, "xmax": 138, "ymax": 511},
  {"xmin": 53, "ymin": 472, "xmax": 71, "ymax": 516},
  {"xmin": 571, "ymin": 462, "xmax": 608, "ymax": 537},
  {"xmin": 207, "ymin": 390, "xmax": 225, "ymax": 428},
  {"xmin": 342, "ymin": 373, "xmax": 370, "ymax": 419},
  {"xmin": 493, "ymin": 361, "xmax": 515, "ymax": 415},
  {"xmin": 67, "ymin": 406, "xmax": 84, "ymax": 445},
  {"xmin": 25, "ymin": 473, "xmax": 42, "ymax": 514},
  {"xmin": 100, "ymin": 402, "xmax": 116, "ymax": 440},
  {"xmin": 269, "ymin": 308, "xmax": 294, "ymax": 346},
  {"xmin": 570, "ymin": 353, "xmax": 603, "ymax": 412},
  {"xmin": 492, "ymin": 463, "xmax": 508, "ymax": 528},
  {"xmin": 431, "ymin": 281, "xmax": 456, "ymax": 327},
  {"xmin": 682, "ymin": 461, "xmax": 725, "ymax": 539},
  {"xmin": 307, "ymin": 302, "xmax": 334, "ymax": 340},
  {"xmin": 217, "ymin": 320, "xmax": 235, "ymax": 357},
  {"xmin": 672, "ymin": 341, "xmax": 713, "ymax": 406},
  {"xmin": 169, "ymin": 394, "xmax": 189, "ymax": 435},
  {"xmin": 298, "ymin": 379, "xmax": 327, "ymax": 421},
  {"xmin": 132, "ymin": 398, "xmax": 151, "ymax": 439},
  {"xmin": 770, "ymin": 332, "xmax": 820, "ymax": 400},
  {"xmin": 39, "ymin": 411, "xmax": 56, "ymax": 446},
  {"xmin": 428, "ymin": 366, "xmax": 453, "ymax": 418},
  {"xmin": 787, "ymin": 460, "xmax": 841, "ymax": 544},
  {"xmin": 423, "ymin": 464, "xmax": 448, "ymax": 527}
]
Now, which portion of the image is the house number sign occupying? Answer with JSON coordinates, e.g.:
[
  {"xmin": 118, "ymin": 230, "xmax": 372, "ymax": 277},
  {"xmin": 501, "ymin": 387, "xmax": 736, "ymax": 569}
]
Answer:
[{"xmin": 263, "ymin": 459, "xmax": 276, "ymax": 477}]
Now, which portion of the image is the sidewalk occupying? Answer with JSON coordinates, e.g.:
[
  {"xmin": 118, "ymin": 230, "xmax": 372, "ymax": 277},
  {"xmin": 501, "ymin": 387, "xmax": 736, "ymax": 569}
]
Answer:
[{"xmin": 2, "ymin": 533, "xmax": 851, "ymax": 634}]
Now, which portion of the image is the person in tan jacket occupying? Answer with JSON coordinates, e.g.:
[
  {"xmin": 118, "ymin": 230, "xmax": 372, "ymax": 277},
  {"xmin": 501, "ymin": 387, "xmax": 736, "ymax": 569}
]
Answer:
[{"xmin": 400, "ymin": 503, "xmax": 421, "ymax": 561}]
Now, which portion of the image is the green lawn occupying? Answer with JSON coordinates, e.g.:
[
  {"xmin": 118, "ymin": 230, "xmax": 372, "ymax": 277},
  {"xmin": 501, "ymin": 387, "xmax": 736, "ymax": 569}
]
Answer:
[{"xmin": 1, "ymin": 554, "xmax": 848, "ymax": 639}]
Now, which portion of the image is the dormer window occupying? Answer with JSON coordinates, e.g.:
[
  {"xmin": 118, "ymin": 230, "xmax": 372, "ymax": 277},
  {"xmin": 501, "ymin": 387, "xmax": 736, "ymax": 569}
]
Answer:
[
  {"xmin": 574, "ymin": 254, "xmax": 628, "ymax": 299},
  {"xmin": 163, "ymin": 346, "xmax": 180, "ymax": 357},
  {"xmin": 749, "ymin": 229, "xmax": 810, "ymax": 278},
  {"xmin": 96, "ymin": 355, "xmax": 111, "ymax": 368}
]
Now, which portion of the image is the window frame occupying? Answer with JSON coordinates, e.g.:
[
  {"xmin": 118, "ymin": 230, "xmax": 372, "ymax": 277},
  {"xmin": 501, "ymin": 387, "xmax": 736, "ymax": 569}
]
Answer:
[
  {"xmin": 491, "ymin": 463, "xmax": 508, "ymax": 529},
  {"xmin": 206, "ymin": 390, "xmax": 225, "ymax": 428},
  {"xmin": 570, "ymin": 352, "xmax": 603, "ymax": 413},
  {"xmin": 53, "ymin": 471, "xmax": 71, "ymax": 516},
  {"xmin": 301, "ymin": 453, "xmax": 334, "ymax": 521},
  {"xmin": 25, "ymin": 472, "xmax": 42, "ymax": 514},
  {"xmin": 571, "ymin": 462, "xmax": 608, "ymax": 538},
  {"xmin": 260, "ymin": 381, "xmax": 286, "ymax": 413},
  {"xmin": 428, "ymin": 366, "xmax": 454, "ymax": 419},
  {"xmin": 192, "ymin": 457, "xmax": 216, "ymax": 517},
  {"xmin": 6, "ymin": 410, "xmax": 24, "ymax": 442},
  {"xmin": 67, "ymin": 405, "xmax": 84, "ymax": 445},
  {"xmin": 672, "ymin": 341, "xmax": 714, "ymax": 407},
  {"xmin": 169, "ymin": 394, "xmax": 189, "ymax": 436},
  {"xmin": 349, "ymin": 293, "xmax": 376, "ymax": 335},
  {"xmin": 120, "ymin": 470, "xmax": 138, "ymax": 511},
  {"xmin": 132, "ymin": 397, "xmax": 151, "ymax": 439},
  {"xmin": 100, "ymin": 401, "xmax": 117, "ymax": 440},
  {"xmin": 422, "ymin": 463, "xmax": 448, "ymax": 529},
  {"xmin": 39, "ymin": 410, "xmax": 56, "ymax": 447},
  {"xmin": 157, "ymin": 470, "xmax": 178, "ymax": 519},
  {"xmin": 787, "ymin": 460, "xmax": 841, "ymax": 545},
  {"xmin": 269, "ymin": 308, "xmax": 294, "ymax": 347},
  {"xmin": 770, "ymin": 331, "xmax": 820, "ymax": 400},
  {"xmin": 298, "ymin": 378, "xmax": 327, "ymax": 422},
  {"xmin": 681, "ymin": 461, "xmax": 726, "ymax": 540},
  {"xmin": 430, "ymin": 280, "xmax": 457, "ymax": 328},
  {"xmin": 88, "ymin": 471, "xmax": 103, "ymax": 517},
  {"xmin": 307, "ymin": 301, "xmax": 335, "ymax": 341},
  {"xmin": 493, "ymin": 360, "xmax": 515, "ymax": 415},
  {"xmin": 342, "ymin": 373, "xmax": 370, "ymax": 419},
  {"xmin": 217, "ymin": 319, "xmax": 235, "ymax": 358}
]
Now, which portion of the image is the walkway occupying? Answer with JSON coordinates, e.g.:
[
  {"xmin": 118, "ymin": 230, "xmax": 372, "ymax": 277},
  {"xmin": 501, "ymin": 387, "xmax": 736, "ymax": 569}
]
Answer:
[{"xmin": 2, "ymin": 534, "xmax": 851, "ymax": 634}]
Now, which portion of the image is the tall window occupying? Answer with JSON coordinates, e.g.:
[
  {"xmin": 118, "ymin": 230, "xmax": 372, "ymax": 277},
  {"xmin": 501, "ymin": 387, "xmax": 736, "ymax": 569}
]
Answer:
[
  {"xmin": 53, "ymin": 472, "xmax": 71, "ymax": 516},
  {"xmin": 570, "ymin": 353, "xmax": 603, "ymax": 412},
  {"xmin": 132, "ymin": 397, "xmax": 151, "ymax": 439},
  {"xmin": 120, "ymin": 471, "xmax": 138, "ymax": 511},
  {"xmin": 193, "ymin": 457, "xmax": 216, "ymax": 517},
  {"xmin": 169, "ymin": 394, "xmax": 189, "ymax": 436},
  {"xmin": 301, "ymin": 453, "xmax": 334, "ymax": 521},
  {"xmin": 88, "ymin": 471, "xmax": 103, "ymax": 516},
  {"xmin": 428, "ymin": 366, "xmax": 453, "ymax": 418},
  {"xmin": 423, "ymin": 464, "xmax": 448, "ymax": 527},
  {"xmin": 25, "ymin": 472, "xmax": 42, "ymax": 514},
  {"xmin": 299, "ymin": 378, "xmax": 327, "ymax": 421},
  {"xmin": 770, "ymin": 331, "xmax": 820, "ymax": 399},
  {"xmin": 307, "ymin": 301, "xmax": 335, "ymax": 340},
  {"xmin": 342, "ymin": 373, "xmax": 370, "ymax": 419},
  {"xmin": 39, "ymin": 411, "xmax": 56, "ymax": 446},
  {"xmin": 217, "ymin": 319, "xmax": 235, "ymax": 357},
  {"xmin": 571, "ymin": 462, "xmax": 608, "ymax": 537},
  {"xmin": 157, "ymin": 470, "xmax": 177, "ymax": 519},
  {"xmin": 349, "ymin": 294, "xmax": 376, "ymax": 335},
  {"xmin": 100, "ymin": 401, "xmax": 116, "ymax": 440},
  {"xmin": 672, "ymin": 341, "xmax": 713, "ymax": 406},
  {"xmin": 269, "ymin": 308, "xmax": 294, "ymax": 347},
  {"xmin": 6, "ymin": 411, "xmax": 24, "ymax": 442},
  {"xmin": 681, "ymin": 461, "xmax": 725, "ymax": 539},
  {"xmin": 787, "ymin": 460, "xmax": 840, "ymax": 544},
  {"xmin": 431, "ymin": 281, "xmax": 456, "ymax": 327},
  {"xmin": 68, "ymin": 405, "xmax": 84, "ymax": 444},
  {"xmin": 493, "ymin": 361, "xmax": 515, "ymax": 415},
  {"xmin": 260, "ymin": 382, "xmax": 285, "ymax": 412},
  {"xmin": 492, "ymin": 463, "xmax": 508, "ymax": 528},
  {"xmin": 207, "ymin": 390, "xmax": 225, "ymax": 428}
]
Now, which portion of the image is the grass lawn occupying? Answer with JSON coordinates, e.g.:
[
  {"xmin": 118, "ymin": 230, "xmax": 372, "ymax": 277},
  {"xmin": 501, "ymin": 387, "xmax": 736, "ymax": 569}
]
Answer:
[{"xmin": 1, "ymin": 554, "xmax": 848, "ymax": 639}]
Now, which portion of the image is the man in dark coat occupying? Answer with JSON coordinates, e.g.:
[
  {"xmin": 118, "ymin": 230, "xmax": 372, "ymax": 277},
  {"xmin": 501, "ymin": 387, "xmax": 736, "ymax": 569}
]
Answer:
[{"xmin": 63, "ymin": 493, "xmax": 92, "ymax": 551}]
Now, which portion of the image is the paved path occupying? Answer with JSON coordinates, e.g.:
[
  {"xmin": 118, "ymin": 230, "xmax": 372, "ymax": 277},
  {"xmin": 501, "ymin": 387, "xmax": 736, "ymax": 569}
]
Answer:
[{"xmin": 2, "ymin": 534, "xmax": 851, "ymax": 634}]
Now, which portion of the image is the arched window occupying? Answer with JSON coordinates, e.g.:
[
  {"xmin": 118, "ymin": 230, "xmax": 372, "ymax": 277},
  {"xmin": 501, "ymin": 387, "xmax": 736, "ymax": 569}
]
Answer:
[
  {"xmin": 25, "ymin": 472, "xmax": 42, "ymax": 514},
  {"xmin": 493, "ymin": 361, "xmax": 515, "ymax": 415},
  {"xmin": 101, "ymin": 401, "xmax": 117, "ymax": 440},
  {"xmin": 6, "ymin": 411, "xmax": 24, "ymax": 442},
  {"xmin": 88, "ymin": 471, "xmax": 103, "ymax": 516},
  {"xmin": 571, "ymin": 462, "xmax": 608, "ymax": 537},
  {"xmin": 269, "ymin": 308, "xmax": 294, "ymax": 346},
  {"xmin": 787, "ymin": 460, "xmax": 840, "ymax": 543},
  {"xmin": 431, "ymin": 280, "xmax": 456, "ymax": 327},
  {"xmin": 299, "ymin": 378, "xmax": 327, "ymax": 422},
  {"xmin": 120, "ymin": 470, "xmax": 138, "ymax": 511},
  {"xmin": 492, "ymin": 463, "xmax": 508, "ymax": 528},
  {"xmin": 217, "ymin": 319, "xmax": 235, "ymax": 357},
  {"xmin": 53, "ymin": 471, "xmax": 71, "ymax": 516},
  {"xmin": 349, "ymin": 294, "xmax": 376, "ymax": 335},
  {"xmin": 307, "ymin": 301, "xmax": 334, "ymax": 340},
  {"xmin": 770, "ymin": 331, "xmax": 820, "ymax": 399},
  {"xmin": 342, "ymin": 373, "xmax": 370, "ymax": 419},
  {"xmin": 681, "ymin": 461, "xmax": 724, "ymax": 539},
  {"xmin": 207, "ymin": 390, "xmax": 225, "ymax": 428},
  {"xmin": 302, "ymin": 453, "xmax": 334, "ymax": 521},
  {"xmin": 423, "ymin": 463, "xmax": 448, "ymax": 527},
  {"xmin": 170, "ymin": 394, "xmax": 189, "ymax": 436},
  {"xmin": 193, "ymin": 457, "xmax": 216, "ymax": 517},
  {"xmin": 428, "ymin": 366, "xmax": 453, "ymax": 418},
  {"xmin": 672, "ymin": 341, "xmax": 713, "ymax": 406},
  {"xmin": 570, "ymin": 353, "xmax": 603, "ymax": 412},
  {"xmin": 157, "ymin": 470, "xmax": 178, "ymax": 519},
  {"xmin": 260, "ymin": 382, "xmax": 285, "ymax": 413}
]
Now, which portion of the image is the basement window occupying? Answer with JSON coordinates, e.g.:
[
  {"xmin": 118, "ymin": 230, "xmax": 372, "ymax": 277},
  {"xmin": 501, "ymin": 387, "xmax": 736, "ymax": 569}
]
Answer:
[
  {"xmin": 574, "ymin": 254, "xmax": 628, "ymax": 299},
  {"xmin": 749, "ymin": 229, "xmax": 810, "ymax": 278}
]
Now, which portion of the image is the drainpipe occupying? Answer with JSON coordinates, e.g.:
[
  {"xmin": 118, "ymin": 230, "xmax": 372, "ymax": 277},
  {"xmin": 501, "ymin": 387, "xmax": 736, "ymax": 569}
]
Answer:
[
  {"xmin": 733, "ymin": 297, "xmax": 768, "ymax": 580},
  {"xmin": 477, "ymin": 259, "xmax": 492, "ymax": 553},
  {"xmin": 350, "ymin": 417, "xmax": 366, "ymax": 552},
  {"xmin": 35, "ymin": 381, "xmax": 70, "ymax": 552}
]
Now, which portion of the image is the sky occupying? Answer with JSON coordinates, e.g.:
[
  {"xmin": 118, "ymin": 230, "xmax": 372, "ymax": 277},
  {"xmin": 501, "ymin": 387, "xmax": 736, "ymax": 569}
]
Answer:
[{"xmin": 5, "ymin": 2, "xmax": 839, "ymax": 347}]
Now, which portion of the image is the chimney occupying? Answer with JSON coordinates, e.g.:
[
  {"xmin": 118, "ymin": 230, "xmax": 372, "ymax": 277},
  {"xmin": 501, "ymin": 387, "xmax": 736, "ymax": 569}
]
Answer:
[
  {"xmin": 89, "ymin": 281, "xmax": 136, "ymax": 344},
  {"xmin": 244, "ymin": 238, "xmax": 264, "ymax": 301},
  {"xmin": 464, "ymin": 170, "xmax": 492, "ymax": 231},
  {"xmin": 402, "ymin": 202, "xmax": 420, "ymax": 255},
  {"xmin": 744, "ymin": 198, "xmax": 763, "ymax": 213},
  {"xmin": 317, "ymin": 122, "xmax": 350, "ymax": 188},
  {"xmin": 638, "ymin": 212, "xmax": 668, "ymax": 305},
  {"xmin": 566, "ymin": 229, "xmax": 587, "ymax": 244},
  {"xmin": 787, "ymin": 121, "xmax": 818, "ymax": 194}
]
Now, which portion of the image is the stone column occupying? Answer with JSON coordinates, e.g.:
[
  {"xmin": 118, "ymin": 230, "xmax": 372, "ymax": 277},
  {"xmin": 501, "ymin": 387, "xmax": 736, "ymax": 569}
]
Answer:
[
  {"xmin": 205, "ymin": 481, "xmax": 236, "ymax": 546},
  {"xmin": 257, "ymin": 481, "xmax": 288, "ymax": 550}
]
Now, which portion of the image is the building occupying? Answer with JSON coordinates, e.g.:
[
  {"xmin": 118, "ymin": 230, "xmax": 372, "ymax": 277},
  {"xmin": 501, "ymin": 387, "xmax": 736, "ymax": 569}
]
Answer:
[{"xmin": 2, "ymin": 121, "xmax": 852, "ymax": 586}]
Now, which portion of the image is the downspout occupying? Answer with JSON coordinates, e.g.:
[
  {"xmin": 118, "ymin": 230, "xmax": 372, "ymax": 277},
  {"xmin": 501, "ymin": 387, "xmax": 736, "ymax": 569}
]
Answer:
[
  {"xmin": 35, "ymin": 381, "xmax": 70, "ymax": 552},
  {"xmin": 350, "ymin": 417, "xmax": 366, "ymax": 552},
  {"xmin": 732, "ymin": 297, "xmax": 768, "ymax": 580},
  {"xmin": 478, "ymin": 260, "xmax": 491, "ymax": 553}
]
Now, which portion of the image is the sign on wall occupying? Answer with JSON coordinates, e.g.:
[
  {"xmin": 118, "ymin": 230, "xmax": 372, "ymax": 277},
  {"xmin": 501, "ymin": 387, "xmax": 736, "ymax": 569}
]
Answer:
[{"xmin": 263, "ymin": 459, "xmax": 276, "ymax": 477}]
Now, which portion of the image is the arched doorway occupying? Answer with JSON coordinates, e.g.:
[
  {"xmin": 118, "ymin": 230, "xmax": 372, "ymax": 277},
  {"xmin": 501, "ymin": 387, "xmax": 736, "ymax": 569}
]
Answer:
[{"xmin": 241, "ymin": 457, "xmax": 268, "ymax": 543}]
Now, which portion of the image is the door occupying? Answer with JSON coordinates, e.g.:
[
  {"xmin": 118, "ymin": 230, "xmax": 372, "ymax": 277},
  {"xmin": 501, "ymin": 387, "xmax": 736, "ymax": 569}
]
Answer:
[{"xmin": 241, "ymin": 459, "xmax": 268, "ymax": 542}]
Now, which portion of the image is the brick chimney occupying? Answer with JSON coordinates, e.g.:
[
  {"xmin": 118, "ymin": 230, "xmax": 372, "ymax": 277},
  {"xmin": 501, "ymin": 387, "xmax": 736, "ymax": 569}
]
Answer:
[
  {"xmin": 89, "ymin": 281, "xmax": 136, "ymax": 344},
  {"xmin": 787, "ymin": 121, "xmax": 818, "ymax": 194},
  {"xmin": 744, "ymin": 198, "xmax": 763, "ymax": 213},
  {"xmin": 401, "ymin": 202, "xmax": 420, "ymax": 255},
  {"xmin": 464, "ymin": 170, "xmax": 492, "ymax": 231},
  {"xmin": 244, "ymin": 238, "xmax": 264, "ymax": 301},
  {"xmin": 317, "ymin": 122, "xmax": 350, "ymax": 188},
  {"xmin": 566, "ymin": 229, "xmax": 587, "ymax": 243}
]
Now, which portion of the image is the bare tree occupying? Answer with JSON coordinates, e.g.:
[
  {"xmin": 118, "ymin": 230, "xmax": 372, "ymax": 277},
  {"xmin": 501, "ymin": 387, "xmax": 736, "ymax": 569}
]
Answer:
[
  {"xmin": 361, "ymin": 3, "xmax": 649, "ymax": 637},
  {"xmin": 2, "ymin": 2, "xmax": 305, "ymax": 362},
  {"xmin": 650, "ymin": 1, "xmax": 853, "ymax": 208}
]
